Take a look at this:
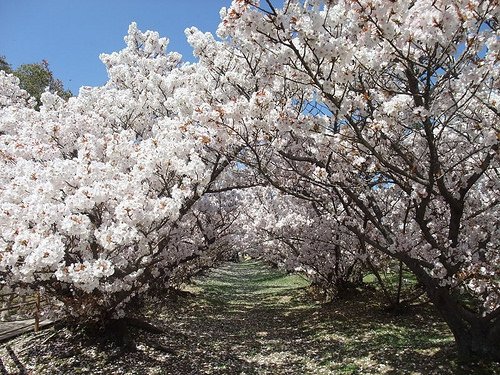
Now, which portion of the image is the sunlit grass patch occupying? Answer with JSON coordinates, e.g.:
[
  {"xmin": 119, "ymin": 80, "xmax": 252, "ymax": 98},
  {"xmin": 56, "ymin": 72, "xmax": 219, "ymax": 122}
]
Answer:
[{"xmin": 2, "ymin": 260, "xmax": 498, "ymax": 374}]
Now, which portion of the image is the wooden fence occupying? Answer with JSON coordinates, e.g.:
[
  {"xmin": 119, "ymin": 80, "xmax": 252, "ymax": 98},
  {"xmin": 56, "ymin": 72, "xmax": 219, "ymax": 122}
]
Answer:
[{"xmin": 0, "ymin": 291, "xmax": 44, "ymax": 333}]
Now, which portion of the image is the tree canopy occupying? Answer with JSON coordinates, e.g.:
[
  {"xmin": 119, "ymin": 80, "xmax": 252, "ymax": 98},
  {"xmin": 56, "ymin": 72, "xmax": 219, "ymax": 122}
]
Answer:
[
  {"xmin": 0, "ymin": 0, "xmax": 498, "ymax": 361},
  {"xmin": 0, "ymin": 56, "xmax": 72, "ymax": 109}
]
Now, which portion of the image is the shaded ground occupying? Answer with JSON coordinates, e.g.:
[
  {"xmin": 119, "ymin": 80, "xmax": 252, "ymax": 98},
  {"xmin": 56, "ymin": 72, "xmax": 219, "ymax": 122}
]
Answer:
[
  {"xmin": 0, "ymin": 319, "xmax": 53, "ymax": 342},
  {"xmin": 1, "ymin": 260, "xmax": 498, "ymax": 374}
]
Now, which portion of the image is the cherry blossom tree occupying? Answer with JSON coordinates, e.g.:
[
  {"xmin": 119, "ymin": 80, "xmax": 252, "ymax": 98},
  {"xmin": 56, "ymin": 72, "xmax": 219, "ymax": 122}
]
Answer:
[
  {"xmin": 0, "ymin": 0, "xmax": 498, "ymax": 362},
  {"xmin": 0, "ymin": 23, "xmax": 240, "ymax": 325},
  {"xmin": 201, "ymin": 0, "xmax": 500, "ymax": 360},
  {"xmin": 238, "ymin": 187, "xmax": 365, "ymax": 298},
  {"xmin": 164, "ymin": 190, "xmax": 248, "ymax": 289}
]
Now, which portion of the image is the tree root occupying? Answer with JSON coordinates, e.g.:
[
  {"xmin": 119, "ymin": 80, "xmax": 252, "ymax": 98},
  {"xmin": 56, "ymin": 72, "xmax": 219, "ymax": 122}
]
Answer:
[
  {"xmin": 122, "ymin": 317, "xmax": 165, "ymax": 334},
  {"xmin": 100, "ymin": 317, "xmax": 166, "ymax": 352},
  {"xmin": 144, "ymin": 339, "xmax": 176, "ymax": 355}
]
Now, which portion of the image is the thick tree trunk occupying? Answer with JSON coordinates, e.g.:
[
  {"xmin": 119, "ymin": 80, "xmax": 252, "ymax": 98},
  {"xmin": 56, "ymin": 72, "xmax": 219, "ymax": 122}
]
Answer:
[
  {"xmin": 426, "ymin": 285, "xmax": 500, "ymax": 362},
  {"xmin": 106, "ymin": 318, "xmax": 136, "ymax": 351},
  {"xmin": 335, "ymin": 279, "xmax": 360, "ymax": 299},
  {"xmin": 401, "ymin": 257, "xmax": 500, "ymax": 362},
  {"xmin": 454, "ymin": 323, "xmax": 500, "ymax": 362}
]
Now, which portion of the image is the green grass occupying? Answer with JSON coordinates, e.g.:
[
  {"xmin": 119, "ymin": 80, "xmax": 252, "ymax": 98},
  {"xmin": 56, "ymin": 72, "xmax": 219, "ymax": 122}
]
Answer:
[
  {"xmin": 363, "ymin": 269, "xmax": 418, "ymax": 286},
  {"xmin": 252, "ymin": 273, "xmax": 310, "ymax": 288},
  {"xmin": 2, "ymin": 260, "xmax": 499, "ymax": 374},
  {"xmin": 145, "ymin": 260, "xmax": 495, "ymax": 374}
]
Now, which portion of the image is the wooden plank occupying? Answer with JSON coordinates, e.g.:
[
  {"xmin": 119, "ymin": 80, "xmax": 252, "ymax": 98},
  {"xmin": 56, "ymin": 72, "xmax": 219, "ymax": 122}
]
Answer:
[
  {"xmin": 0, "ymin": 301, "xmax": 37, "ymax": 313},
  {"xmin": 0, "ymin": 320, "xmax": 53, "ymax": 342}
]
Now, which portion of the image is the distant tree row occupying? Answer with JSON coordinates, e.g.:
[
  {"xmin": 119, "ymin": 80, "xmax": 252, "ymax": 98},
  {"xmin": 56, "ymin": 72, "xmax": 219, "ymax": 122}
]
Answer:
[{"xmin": 0, "ymin": 55, "xmax": 72, "ymax": 109}]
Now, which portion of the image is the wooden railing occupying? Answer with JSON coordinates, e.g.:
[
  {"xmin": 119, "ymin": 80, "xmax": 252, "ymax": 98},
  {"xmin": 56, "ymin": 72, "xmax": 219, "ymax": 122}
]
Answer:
[{"xmin": 0, "ymin": 291, "xmax": 45, "ymax": 333}]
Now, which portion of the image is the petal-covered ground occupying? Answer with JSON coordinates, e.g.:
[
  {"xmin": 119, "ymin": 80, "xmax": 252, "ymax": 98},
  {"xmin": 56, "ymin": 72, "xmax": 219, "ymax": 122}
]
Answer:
[{"xmin": 1, "ymin": 261, "xmax": 498, "ymax": 374}]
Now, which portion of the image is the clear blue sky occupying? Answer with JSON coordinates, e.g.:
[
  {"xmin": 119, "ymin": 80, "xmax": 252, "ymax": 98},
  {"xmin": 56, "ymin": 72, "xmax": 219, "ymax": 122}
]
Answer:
[{"xmin": 1, "ymin": 1, "xmax": 232, "ymax": 94}]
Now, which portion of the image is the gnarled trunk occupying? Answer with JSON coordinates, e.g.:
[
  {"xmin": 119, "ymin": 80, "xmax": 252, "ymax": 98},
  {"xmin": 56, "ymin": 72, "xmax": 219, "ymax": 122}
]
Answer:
[
  {"xmin": 399, "ymin": 255, "xmax": 500, "ymax": 362},
  {"xmin": 454, "ymin": 322, "xmax": 500, "ymax": 362},
  {"xmin": 429, "ymin": 287, "xmax": 500, "ymax": 362}
]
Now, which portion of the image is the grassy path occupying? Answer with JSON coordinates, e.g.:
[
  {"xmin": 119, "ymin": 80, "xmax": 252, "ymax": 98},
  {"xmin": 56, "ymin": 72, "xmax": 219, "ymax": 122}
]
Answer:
[
  {"xmin": 142, "ymin": 261, "xmax": 458, "ymax": 374},
  {"xmin": 159, "ymin": 261, "xmax": 321, "ymax": 374},
  {"xmin": 3, "ymin": 260, "xmax": 498, "ymax": 374}
]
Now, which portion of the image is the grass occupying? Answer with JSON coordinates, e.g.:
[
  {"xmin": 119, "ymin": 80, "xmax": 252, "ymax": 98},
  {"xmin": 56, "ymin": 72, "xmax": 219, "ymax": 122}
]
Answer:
[{"xmin": 1, "ymin": 260, "xmax": 499, "ymax": 374}]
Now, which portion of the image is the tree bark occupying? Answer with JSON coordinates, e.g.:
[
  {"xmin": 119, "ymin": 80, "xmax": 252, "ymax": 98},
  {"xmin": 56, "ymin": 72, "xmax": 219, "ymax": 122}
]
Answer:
[
  {"xmin": 422, "ymin": 281, "xmax": 500, "ymax": 361},
  {"xmin": 437, "ymin": 291, "xmax": 499, "ymax": 361},
  {"xmin": 399, "ymin": 255, "xmax": 500, "ymax": 361}
]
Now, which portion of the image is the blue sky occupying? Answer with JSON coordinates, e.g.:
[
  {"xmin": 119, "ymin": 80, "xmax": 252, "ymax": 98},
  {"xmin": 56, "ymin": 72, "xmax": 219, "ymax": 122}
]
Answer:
[{"xmin": 1, "ymin": 1, "xmax": 232, "ymax": 94}]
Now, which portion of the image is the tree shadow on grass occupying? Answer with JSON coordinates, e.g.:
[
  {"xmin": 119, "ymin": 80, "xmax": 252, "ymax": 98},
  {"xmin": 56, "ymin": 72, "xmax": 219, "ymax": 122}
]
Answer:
[
  {"xmin": 5, "ymin": 260, "xmax": 499, "ymax": 374},
  {"xmin": 137, "ymin": 261, "xmax": 498, "ymax": 374}
]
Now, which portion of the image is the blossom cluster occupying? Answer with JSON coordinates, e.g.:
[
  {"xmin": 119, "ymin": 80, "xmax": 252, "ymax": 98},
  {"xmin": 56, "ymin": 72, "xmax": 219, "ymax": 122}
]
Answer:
[{"xmin": 0, "ymin": 24, "xmax": 232, "ymax": 318}]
